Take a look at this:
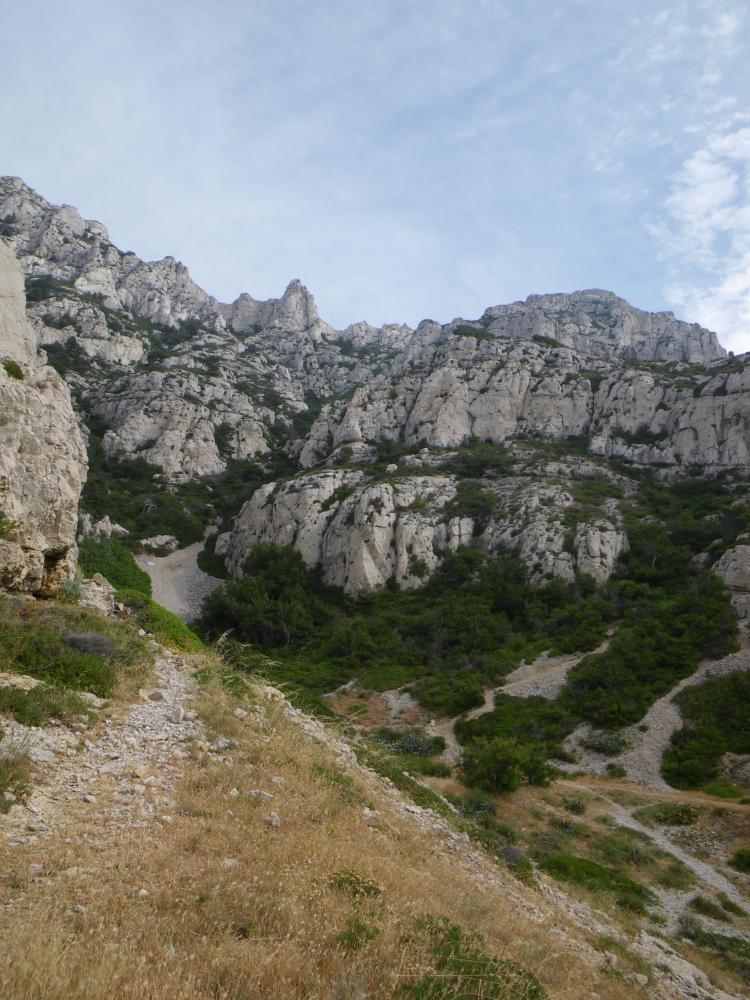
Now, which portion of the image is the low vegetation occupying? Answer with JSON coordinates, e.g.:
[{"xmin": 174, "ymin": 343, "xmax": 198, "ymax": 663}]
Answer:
[
  {"xmin": 78, "ymin": 536, "xmax": 152, "ymax": 595},
  {"xmin": 662, "ymin": 672, "xmax": 750, "ymax": 789}
]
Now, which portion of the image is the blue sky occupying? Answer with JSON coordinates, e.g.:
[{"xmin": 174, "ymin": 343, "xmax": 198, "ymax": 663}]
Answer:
[{"xmin": 2, "ymin": 0, "xmax": 749, "ymax": 349}]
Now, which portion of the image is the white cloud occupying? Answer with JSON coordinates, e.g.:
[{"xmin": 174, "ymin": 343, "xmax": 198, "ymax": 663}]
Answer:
[{"xmin": 655, "ymin": 126, "xmax": 750, "ymax": 351}]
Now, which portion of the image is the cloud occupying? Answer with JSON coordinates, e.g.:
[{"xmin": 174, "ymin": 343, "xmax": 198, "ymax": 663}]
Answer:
[{"xmin": 654, "ymin": 126, "xmax": 750, "ymax": 351}]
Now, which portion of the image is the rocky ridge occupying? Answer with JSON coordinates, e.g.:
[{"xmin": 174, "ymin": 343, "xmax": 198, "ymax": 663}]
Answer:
[{"xmin": 1, "ymin": 176, "xmax": 748, "ymax": 593}]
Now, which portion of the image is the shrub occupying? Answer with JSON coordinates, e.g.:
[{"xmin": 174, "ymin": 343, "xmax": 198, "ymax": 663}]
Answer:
[
  {"xmin": 399, "ymin": 915, "xmax": 547, "ymax": 1000},
  {"xmin": 3, "ymin": 360, "xmax": 23, "ymax": 380},
  {"xmin": 729, "ymin": 848, "xmax": 750, "ymax": 874},
  {"xmin": 635, "ymin": 802, "xmax": 700, "ymax": 826},
  {"xmin": 462, "ymin": 736, "xmax": 551, "ymax": 792},
  {"xmin": 540, "ymin": 854, "xmax": 655, "ymax": 913},
  {"xmin": 117, "ymin": 589, "xmax": 203, "ymax": 652},
  {"xmin": 78, "ymin": 537, "xmax": 152, "ymax": 595},
  {"xmin": 662, "ymin": 673, "xmax": 750, "ymax": 789},
  {"xmin": 56, "ymin": 578, "xmax": 83, "ymax": 605},
  {"xmin": 582, "ymin": 732, "xmax": 626, "ymax": 756},
  {"xmin": 411, "ymin": 672, "xmax": 485, "ymax": 716},
  {"xmin": 563, "ymin": 797, "xmax": 586, "ymax": 815},
  {"xmin": 0, "ymin": 746, "xmax": 31, "ymax": 813},
  {"xmin": 0, "ymin": 512, "xmax": 18, "ymax": 540},
  {"xmin": 689, "ymin": 895, "xmax": 731, "ymax": 922},
  {"xmin": 0, "ymin": 684, "xmax": 87, "ymax": 726}
]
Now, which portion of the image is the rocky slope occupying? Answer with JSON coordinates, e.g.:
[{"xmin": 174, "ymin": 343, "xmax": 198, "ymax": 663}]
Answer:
[
  {"xmin": 0, "ymin": 241, "xmax": 86, "ymax": 594},
  {"xmin": 1, "ymin": 175, "xmax": 748, "ymax": 593}
]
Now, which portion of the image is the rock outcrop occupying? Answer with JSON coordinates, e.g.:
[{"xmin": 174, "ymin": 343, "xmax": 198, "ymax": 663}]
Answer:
[
  {"xmin": 0, "ymin": 240, "xmax": 86, "ymax": 594},
  {"xmin": 713, "ymin": 545, "xmax": 750, "ymax": 617},
  {"xmin": 1, "ymin": 175, "xmax": 746, "ymax": 595}
]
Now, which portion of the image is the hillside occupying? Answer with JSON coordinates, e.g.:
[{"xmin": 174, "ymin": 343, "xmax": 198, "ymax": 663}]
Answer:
[{"xmin": 2, "ymin": 178, "xmax": 750, "ymax": 997}]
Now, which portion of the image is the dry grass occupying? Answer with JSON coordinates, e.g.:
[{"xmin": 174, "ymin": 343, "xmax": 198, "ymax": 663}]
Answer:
[{"xmin": 0, "ymin": 662, "xmax": 646, "ymax": 1000}]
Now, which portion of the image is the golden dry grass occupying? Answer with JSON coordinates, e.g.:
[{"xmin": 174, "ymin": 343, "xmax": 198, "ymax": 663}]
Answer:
[{"xmin": 0, "ymin": 662, "xmax": 646, "ymax": 1000}]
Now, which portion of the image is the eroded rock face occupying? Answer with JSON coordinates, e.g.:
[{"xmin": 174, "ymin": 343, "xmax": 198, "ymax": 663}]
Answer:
[
  {"xmin": 713, "ymin": 545, "xmax": 750, "ymax": 617},
  {"xmin": 223, "ymin": 459, "xmax": 630, "ymax": 593},
  {"xmin": 0, "ymin": 241, "xmax": 86, "ymax": 594}
]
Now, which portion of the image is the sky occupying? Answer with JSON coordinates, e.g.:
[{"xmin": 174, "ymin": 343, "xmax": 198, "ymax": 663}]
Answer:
[{"xmin": 2, "ymin": 1, "xmax": 750, "ymax": 351}]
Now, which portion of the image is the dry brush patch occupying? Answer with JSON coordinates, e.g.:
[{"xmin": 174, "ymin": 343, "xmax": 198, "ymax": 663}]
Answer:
[{"xmin": 0, "ymin": 666, "xmax": 642, "ymax": 999}]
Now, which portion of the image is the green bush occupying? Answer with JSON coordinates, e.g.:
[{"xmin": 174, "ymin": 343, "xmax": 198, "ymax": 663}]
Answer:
[
  {"xmin": 78, "ymin": 537, "xmax": 152, "ymax": 595},
  {"xmin": 540, "ymin": 854, "xmax": 655, "ymax": 913},
  {"xmin": 0, "ymin": 623, "xmax": 117, "ymax": 696},
  {"xmin": 196, "ymin": 534, "xmax": 229, "ymax": 579},
  {"xmin": 689, "ymin": 895, "xmax": 731, "ymax": 922},
  {"xmin": 398, "ymin": 915, "xmax": 547, "ymax": 1000},
  {"xmin": 3, "ymin": 360, "xmax": 23, "ymax": 380},
  {"xmin": 0, "ymin": 684, "xmax": 87, "ymax": 726},
  {"xmin": 634, "ymin": 802, "xmax": 700, "ymax": 826},
  {"xmin": 117, "ymin": 589, "xmax": 203, "ymax": 651},
  {"xmin": 582, "ymin": 732, "xmax": 627, "ymax": 756},
  {"xmin": 662, "ymin": 673, "xmax": 750, "ymax": 789},
  {"xmin": 0, "ymin": 512, "xmax": 18, "ymax": 541},
  {"xmin": 729, "ymin": 848, "xmax": 750, "ymax": 874},
  {"xmin": 462, "ymin": 736, "xmax": 551, "ymax": 792}
]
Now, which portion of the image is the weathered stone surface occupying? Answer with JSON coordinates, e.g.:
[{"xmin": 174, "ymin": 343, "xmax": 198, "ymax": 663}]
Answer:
[
  {"xmin": 0, "ymin": 240, "xmax": 86, "ymax": 594},
  {"xmin": 713, "ymin": 545, "xmax": 750, "ymax": 617}
]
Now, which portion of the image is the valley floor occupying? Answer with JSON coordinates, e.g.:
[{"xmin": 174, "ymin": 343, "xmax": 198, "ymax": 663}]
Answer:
[{"xmin": 136, "ymin": 541, "xmax": 221, "ymax": 622}]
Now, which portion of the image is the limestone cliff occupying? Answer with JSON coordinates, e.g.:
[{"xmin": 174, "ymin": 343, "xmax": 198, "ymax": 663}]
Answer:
[
  {"xmin": 0, "ymin": 240, "xmax": 86, "ymax": 594},
  {"xmin": 2, "ymin": 175, "xmax": 747, "ymax": 595}
]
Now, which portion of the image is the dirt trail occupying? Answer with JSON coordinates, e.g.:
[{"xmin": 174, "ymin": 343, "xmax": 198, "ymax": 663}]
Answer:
[
  {"xmin": 616, "ymin": 634, "xmax": 750, "ymax": 790},
  {"xmin": 569, "ymin": 781, "xmax": 748, "ymax": 927},
  {"xmin": 136, "ymin": 541, "xmax": 222, "ymax": 622},
  {"xmin": 1, "ymin": 651, "xmax": 203, "ymax": 848}
]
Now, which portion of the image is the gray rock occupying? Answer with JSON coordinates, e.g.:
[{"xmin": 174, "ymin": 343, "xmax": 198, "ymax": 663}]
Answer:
[{"xmin": 210, "ymin": 736, "xmax": 233, "ymax": 752}]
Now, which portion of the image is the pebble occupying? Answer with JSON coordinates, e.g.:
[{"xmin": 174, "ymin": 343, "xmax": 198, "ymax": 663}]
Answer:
[
  {"xmin": 148, "ymin": 690, "xmax": 165, "ymax": 703},
  {"xmin": 228, "ymin": 787, "xmax": 240, "ymax": 798},
  {"xmin": 210, "ymin": 737, "xmax": 233, "ymax": 752},
  {"xmin": 28, "ymin": 864, "xmax": 43, "ymax": 875},
  {"xmin": 137, "ymin": 888, "xmax": 150, "ymax": 900},
  {"xmin": 3, "ymin": 791, "xmax": 16, "ymax": 803},
  {"xmin": 271, "ymin": 775, "xmax": 285, "ymax": 785},
  {"xmin": 64, "ymin": 905, "xmax": 87, "ymax": 917},
  {"xmin": 164, "ymin": 944, "xmax": 177, "ymax": 958},
  {"xmin": 249, "ymin": 789, "xmax": 274, "ymax": 801},
  {"xmin": 233, "ymin": 708, "xmax": 248, "ymax": 719},
  {"xmin": 222, "ymin": 858, "xmax": 239, "ymax": 869},
  {"xmin": 265, "ymin": 812, "xmax": 281, "ymax": 828},
  {"xmin": 168, "ymin": 706, "xmax": 184, "ymax": 724},
  {"xmin": 83, "ymin": 793, "xmax": 97, "ymax": 804}
]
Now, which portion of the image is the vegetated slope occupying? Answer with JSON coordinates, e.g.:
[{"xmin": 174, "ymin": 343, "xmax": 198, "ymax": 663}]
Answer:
[{"xmin": 2, "ymin": 592, "xmax": 748, "ymax": 1000}]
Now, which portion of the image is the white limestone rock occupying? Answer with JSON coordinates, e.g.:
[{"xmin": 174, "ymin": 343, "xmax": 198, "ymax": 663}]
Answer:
[{"xmin": 0, "ymin": 240, "xmax": 86, "ymax": 594}]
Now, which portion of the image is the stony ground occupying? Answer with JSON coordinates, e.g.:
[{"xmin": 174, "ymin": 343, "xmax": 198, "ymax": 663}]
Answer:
[
  {"xmin": 1, "ymin": 652, "xmax": 203, "ymax": 850},
  {"xmin": 136, "ymin": 541, "xmax": 221, "ymax": 622}
]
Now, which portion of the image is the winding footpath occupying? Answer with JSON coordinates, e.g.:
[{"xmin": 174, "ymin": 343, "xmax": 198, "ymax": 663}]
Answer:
[
  {"xmin": 617, "ymin": 636, "xmax": 750, "ymax": 790},
  {"xmin": 1, "ymin": 651, "xmax": 203, "ymax": 850}
]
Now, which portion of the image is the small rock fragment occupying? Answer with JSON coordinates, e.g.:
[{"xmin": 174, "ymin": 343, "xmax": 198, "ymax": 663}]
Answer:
[
  {"xmin": 233, "ymin": 708, "xmax": 248, "ymax": 719},
  {"xmin": 222, "ymin": 858, "xmax": 239, "ymax": 869},
  {"xmin": 265, "ymin": 811, "xmax": 281, "ymax": 828},
  {"xmin": 271, "ymin": 775, "xmax": 285, "ymax": 785},
  {"xmin": 137, "ymin": 888, "xmax": 150, "ymax": 900},
  {"xmin": 210, "ymin": 737, "xmax": 233, "ymax": 752},
  {"xmin": 168, "ymin": 705, "xmax": 184, "ymax": 724},
  {"xmin": 249, "ymin": 789, "xmax": 274, "ymax": 801},
  {"xmin": 83, "ymin": 793, "xmax": 97, "ymax": 803},
  {"xmin": 228, "ymin": 787, "xmax": 240, "ymax": 798},
  {"xmin": 148, "ymin": 690, "xmax": 165, "ymax": 702}
]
